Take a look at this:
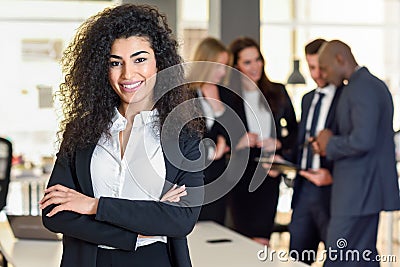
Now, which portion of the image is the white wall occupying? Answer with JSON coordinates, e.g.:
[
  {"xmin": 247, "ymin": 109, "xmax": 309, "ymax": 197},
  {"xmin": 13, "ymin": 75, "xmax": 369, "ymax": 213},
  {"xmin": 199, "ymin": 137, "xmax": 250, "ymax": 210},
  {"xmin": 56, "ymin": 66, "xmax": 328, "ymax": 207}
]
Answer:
[{"xmin": 0, "ymin": 1, "xmax": 113, "ymax": 163}]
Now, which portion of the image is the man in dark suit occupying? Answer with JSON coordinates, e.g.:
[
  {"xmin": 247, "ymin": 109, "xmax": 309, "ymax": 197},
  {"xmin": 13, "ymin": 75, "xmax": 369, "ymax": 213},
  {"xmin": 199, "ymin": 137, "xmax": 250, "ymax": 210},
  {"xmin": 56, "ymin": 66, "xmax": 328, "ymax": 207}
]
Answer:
[
  {"xmin": 316, "ymin": 40, "xmax": 400, "ymax": 266},
  {"xmin": 289, "ymin": 38, "xmax": 343, "ymax": 265}
]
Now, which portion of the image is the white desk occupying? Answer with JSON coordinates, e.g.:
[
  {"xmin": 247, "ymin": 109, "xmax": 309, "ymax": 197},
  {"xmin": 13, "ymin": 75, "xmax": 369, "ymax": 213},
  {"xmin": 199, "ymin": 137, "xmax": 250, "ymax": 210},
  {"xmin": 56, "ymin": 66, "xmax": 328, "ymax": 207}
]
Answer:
[
  {"xmin": 1, "ymin": 219, "xmax": 307, "ymax": 267},
  {"xmin": 0, "ymin": 220, "xmax": 62, "ymax": 267},
  {"xmin": 188, "ymin": 221, "xmax": 307, "ymax": 267}
]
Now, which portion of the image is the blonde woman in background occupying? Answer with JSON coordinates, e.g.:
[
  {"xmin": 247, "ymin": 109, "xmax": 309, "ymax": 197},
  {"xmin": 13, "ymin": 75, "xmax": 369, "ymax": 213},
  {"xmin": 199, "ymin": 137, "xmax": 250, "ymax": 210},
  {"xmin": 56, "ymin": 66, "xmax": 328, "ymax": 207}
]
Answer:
[{"xmin": 189, "ymin": 37, "xmax": 231, "ymax": 225}]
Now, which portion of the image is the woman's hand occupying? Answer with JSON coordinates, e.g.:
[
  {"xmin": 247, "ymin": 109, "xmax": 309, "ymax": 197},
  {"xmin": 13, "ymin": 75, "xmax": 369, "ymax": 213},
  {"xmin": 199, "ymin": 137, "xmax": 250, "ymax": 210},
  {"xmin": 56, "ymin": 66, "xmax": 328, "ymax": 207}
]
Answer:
[
  {"xmin": 257, "ymin": 138, "xmax": 282, "ymax": 153},
  {"xmin": 235, "ymin": 132, "xmax": 259, "ymax": 150},
  {"xmin": 262, "ymin": 154, "xmax": 284, "ymax": 178},
  {"xmin": 160, "ymin": 184, "xmax": 187, "ymax": 203},
  {"xmin": 39, "ymin": 184, "xmax": 98, "ymax": 217},
  {"xmin": 213, "ymin": 135, "xmax": 230, "ymax": 160}
]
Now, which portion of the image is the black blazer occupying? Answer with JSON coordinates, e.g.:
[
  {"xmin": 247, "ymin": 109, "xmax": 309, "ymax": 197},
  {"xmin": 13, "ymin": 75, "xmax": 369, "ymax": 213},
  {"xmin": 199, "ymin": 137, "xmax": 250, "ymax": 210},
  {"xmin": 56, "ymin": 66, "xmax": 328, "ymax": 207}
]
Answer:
[
  {"xmin": 42, "ymin": 136, "xmax": 204, "ymax": 267},
  {"xmin": 291, "ymin": 85, "xmax": 343, "ymax": 208},
  {"xmin": 196, "ymin": 86, "xmax": 230, "ymax": 167},
  {"xmin": 220, "ymin": 82, "xmax": 298, "ymax": 161},
  {"xmin": 326, "ymin": 67, "xmax": 400, "ymax": 216}
]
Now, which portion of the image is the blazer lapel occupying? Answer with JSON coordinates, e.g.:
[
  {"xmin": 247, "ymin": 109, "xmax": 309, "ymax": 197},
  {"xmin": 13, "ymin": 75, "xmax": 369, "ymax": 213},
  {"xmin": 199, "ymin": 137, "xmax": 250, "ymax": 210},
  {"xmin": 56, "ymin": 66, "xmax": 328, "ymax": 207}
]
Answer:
[
  {"xmin": 295, "ymin": 92, "xmax": 314, "ymax": 163},
  {"xmin": 298, "ymin": 92, "xmax": 313, "ymax": 144},
  {"xmin": 324, "ymin": 84, "xmax": 344, "ymax": 129},
  {"xmin": 75, "ymin": 145, "xmax": 96, "ymax": 197},
  {"xmin": 161, "ymin": 139, "xmax": 181, "ymax": 185}
]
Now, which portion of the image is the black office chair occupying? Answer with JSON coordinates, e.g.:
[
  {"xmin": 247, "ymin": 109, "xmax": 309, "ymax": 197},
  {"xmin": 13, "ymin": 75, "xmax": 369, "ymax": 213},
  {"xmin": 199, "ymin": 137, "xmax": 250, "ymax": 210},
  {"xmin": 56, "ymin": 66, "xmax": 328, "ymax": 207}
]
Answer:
[
  {"xmin": 0, "ymin": 137, "xmax": 12, "ymax": 267},
  {"xmin": 0, "ymin": 137, "xmax": 12, "ymax": 211}
]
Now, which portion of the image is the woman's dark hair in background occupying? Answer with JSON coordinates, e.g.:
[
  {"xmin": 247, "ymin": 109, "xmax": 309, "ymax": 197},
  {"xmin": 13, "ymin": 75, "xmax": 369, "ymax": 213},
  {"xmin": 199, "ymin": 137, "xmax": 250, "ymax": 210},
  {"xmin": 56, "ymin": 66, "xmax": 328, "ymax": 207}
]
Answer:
[
  {"xmin": 229, "ymin": 37, "xmax": 284, "ymax": 114},
  {"xmin": 57, "ymin": 4, "xmax": 203, "ymax": 158}
]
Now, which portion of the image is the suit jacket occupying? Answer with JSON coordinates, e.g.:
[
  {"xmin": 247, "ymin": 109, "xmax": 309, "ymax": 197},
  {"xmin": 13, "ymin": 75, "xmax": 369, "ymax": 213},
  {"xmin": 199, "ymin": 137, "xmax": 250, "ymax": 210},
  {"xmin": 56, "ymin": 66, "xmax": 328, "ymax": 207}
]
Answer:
[
  {"xmin": 42, "ymin": 135, "xmax": 204, "ymax": 267},
  {"xmin": 326, "ymin": 67, "xmax": 400, "ymax": 216},
  {"xmin": 291, "ymin": 85, "xmax": 343, "ymax": 208},
  {"xmin": 220, "ymin": 82, "xmax": 298, "ymax": 161},
  {"xmin": 196, "ymin": 86, "xmax": 230, "ymax": 179}
]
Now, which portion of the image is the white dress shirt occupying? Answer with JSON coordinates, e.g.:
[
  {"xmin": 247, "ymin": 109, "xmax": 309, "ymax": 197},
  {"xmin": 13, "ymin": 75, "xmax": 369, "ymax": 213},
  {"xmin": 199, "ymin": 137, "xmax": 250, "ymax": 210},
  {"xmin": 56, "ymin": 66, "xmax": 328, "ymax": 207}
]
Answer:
[
  {"xmin": 242, "ymin": 89, "xmax": 272, "ymax": 140},
  {"xmin": 301, "ymin": 84, "xmax": 336, "ymax": 169},
  {"xmin": 91, "ymin": 108, "xmax": 167, "ymax": 250}
]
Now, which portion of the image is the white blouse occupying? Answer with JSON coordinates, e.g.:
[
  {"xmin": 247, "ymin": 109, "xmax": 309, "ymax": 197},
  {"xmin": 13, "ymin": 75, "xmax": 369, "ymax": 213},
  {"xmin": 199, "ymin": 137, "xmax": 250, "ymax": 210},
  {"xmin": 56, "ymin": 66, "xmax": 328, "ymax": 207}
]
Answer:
[
  {"xmin": 242, "ymin": 89, "xmax": 272, "ymax": 140},
  {"xmin": 197, "ymin": 89, "xmax": 224, "ymax": 130},
  {"xmin": 91, "ymin": 108, "xmax": 167, "ymax": 250}
]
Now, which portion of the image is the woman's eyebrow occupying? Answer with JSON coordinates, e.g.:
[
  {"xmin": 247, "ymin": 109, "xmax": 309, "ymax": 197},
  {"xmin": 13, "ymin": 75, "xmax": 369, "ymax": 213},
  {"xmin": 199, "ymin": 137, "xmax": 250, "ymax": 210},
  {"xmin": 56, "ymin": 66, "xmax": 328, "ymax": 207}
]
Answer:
[
  {"xmin": 130, "ymin": 50, "xmax": 150, "ymax": 57},
  {"xmin": 109, "ymin": 51, "xmax": 150, "ymax": 60}
]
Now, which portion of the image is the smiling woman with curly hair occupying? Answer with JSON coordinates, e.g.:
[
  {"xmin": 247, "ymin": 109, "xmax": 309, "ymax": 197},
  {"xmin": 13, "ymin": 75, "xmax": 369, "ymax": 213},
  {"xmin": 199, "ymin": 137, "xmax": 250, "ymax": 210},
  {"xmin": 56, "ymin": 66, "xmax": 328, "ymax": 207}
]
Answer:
[
  {"xmin": 58, "ymin": 3, "xmax": 203, "ymax": 157},
  {"xmin": 40, "ymin": 4, "xmax": 204, "ymax": 267}
]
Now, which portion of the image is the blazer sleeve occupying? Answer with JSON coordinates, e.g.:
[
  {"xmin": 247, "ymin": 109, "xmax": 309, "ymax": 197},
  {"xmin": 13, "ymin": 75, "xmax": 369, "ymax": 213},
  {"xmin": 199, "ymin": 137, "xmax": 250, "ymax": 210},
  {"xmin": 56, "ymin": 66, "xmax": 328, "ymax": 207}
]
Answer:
[
  {"xmin": 326, "ymin": 81, "xmax": 381, "ymax": 161},
  {"xmin": 214, "ymin": 114, "xmax": 231, "ymax": 147},
  {"xmin": 278, "ymin": 85, "xmax": 298, "ymax": 161},
  {"xmin": 95, "ymin": 136, "xmax": 204, "ymax": 238},
  {"xmin": 42, "ymin": 155, "xmax": 138, "ymax": 251}
]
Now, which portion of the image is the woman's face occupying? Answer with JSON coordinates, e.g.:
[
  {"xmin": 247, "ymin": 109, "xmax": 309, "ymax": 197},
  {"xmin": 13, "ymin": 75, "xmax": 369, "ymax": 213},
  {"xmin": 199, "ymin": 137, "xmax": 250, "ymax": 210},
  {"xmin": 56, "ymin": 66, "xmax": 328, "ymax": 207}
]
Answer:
[
  {"xmin": 235, "ymin": 46, "xmax": 263, "ymax": 83},
  {"xmin": 210, "ymin": 51, "xmax": 229, "ymax": 84},
  {"xmin": 108, "ymin": 36, "xmax": 157, "ymax": 113}
]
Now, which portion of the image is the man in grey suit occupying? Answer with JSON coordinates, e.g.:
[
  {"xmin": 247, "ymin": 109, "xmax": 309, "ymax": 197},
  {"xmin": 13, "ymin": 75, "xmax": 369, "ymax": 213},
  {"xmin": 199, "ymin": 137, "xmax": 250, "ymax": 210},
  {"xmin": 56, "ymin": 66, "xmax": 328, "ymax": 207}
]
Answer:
[
  {"xmin": 316, "ymin": 40, "xmax": 400, "ymax": 266},
  {"xmin": 289, "ymin": 38, "xmax": 343, "ymax": 265}
]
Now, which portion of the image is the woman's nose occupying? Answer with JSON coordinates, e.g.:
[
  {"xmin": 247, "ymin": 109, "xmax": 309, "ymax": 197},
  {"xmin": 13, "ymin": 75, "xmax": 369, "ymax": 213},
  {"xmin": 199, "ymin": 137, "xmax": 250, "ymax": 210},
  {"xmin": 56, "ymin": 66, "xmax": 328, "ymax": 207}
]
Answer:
[
  {"xmin": 122, "ymin": 62, "xmax": 135, "ymax": 79},
  {"xmin": 250, "ymin": 62, "xmax": 260, "ymax": 71}
]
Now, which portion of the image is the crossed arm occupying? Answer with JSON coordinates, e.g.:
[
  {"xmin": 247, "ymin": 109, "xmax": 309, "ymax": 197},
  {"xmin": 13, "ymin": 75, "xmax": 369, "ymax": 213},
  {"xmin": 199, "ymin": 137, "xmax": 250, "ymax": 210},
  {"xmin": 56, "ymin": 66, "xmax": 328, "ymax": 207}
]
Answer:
[
  {"xmin": 40, "ymin": 183, "xmax": 187, "ymax": 217},
  {"xmin": 40, "ymin": 138, "xmax": 203, "ymax": 249}
]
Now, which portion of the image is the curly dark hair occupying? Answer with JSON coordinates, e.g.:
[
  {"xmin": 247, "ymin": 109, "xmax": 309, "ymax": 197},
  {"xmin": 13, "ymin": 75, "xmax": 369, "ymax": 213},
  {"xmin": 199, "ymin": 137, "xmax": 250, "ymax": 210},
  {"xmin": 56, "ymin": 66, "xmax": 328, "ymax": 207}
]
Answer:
[{"xmin": 57, "ymin": 3, "xmax": 203, "ymax": 158}]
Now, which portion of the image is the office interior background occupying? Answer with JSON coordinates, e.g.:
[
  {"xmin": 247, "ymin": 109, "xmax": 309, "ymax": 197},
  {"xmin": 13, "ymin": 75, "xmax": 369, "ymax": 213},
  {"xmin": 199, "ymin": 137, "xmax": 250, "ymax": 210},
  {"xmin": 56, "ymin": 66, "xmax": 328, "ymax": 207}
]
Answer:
[
  {"xmin": 1, "ymin": 0, "xmax": 400, "ymax": 162},
  {"xmin": 0, "ymin": 0, "xmax": 400, "ymax": 265}
]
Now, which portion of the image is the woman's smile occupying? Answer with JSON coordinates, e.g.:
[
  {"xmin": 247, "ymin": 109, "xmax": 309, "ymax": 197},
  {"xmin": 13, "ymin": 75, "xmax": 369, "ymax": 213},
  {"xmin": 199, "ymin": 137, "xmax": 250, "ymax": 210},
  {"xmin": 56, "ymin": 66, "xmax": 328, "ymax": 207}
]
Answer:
[{"xmin": 120, "ymin": 80, "xmax": 144, "ymax": 93}]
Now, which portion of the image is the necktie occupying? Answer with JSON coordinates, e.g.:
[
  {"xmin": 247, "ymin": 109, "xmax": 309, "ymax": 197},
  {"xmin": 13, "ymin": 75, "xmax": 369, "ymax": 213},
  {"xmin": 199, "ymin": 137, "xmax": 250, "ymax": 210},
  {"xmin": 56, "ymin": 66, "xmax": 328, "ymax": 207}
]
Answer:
[{"xmin": 306, "ymin": 92, "xmax": 325, "ymax": 169}]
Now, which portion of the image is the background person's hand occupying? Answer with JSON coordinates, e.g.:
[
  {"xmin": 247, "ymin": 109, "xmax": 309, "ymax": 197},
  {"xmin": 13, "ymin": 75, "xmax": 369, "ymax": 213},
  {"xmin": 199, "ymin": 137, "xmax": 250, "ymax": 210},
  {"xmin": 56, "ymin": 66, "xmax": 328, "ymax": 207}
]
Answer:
[
  {"xmin": 310, "ymin": 136, "xmax": 320, "ymax": 155},
  {"xmin": 235, "ymin": 132, "xmax": 259, "ymax": 150},
  {"xmin": 213, "ymin": 135, "xmax": 230, "ymax": 160},
  {"xmin": 299, "ymin": 168, "xmax": 333, "ymax": 186},
  {"xmin": 39, "ymin": 184, "xmax": 98, "ymax": 217},
  {"xmin": 315, "ymin": 129, "xmax": 333, "ymax": 156},
  {"xmin": 262, "ymin": 154, "xmax": 284, "ymax": 178},
  {"xmin": 257, "ymin": 138, "xmax": 282, "ymax": 152}
]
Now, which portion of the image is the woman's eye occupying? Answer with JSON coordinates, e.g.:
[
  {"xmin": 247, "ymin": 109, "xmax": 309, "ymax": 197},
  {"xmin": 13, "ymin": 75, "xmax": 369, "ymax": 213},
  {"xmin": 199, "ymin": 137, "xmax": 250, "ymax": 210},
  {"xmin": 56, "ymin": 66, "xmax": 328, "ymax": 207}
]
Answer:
[
  {"xmin": 109, "ymin": 61, "xmax": 122, "ymax": 67},
  {"xmin": 135, "ymin": 58, "xmax": 146, "ymax": 63}
]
